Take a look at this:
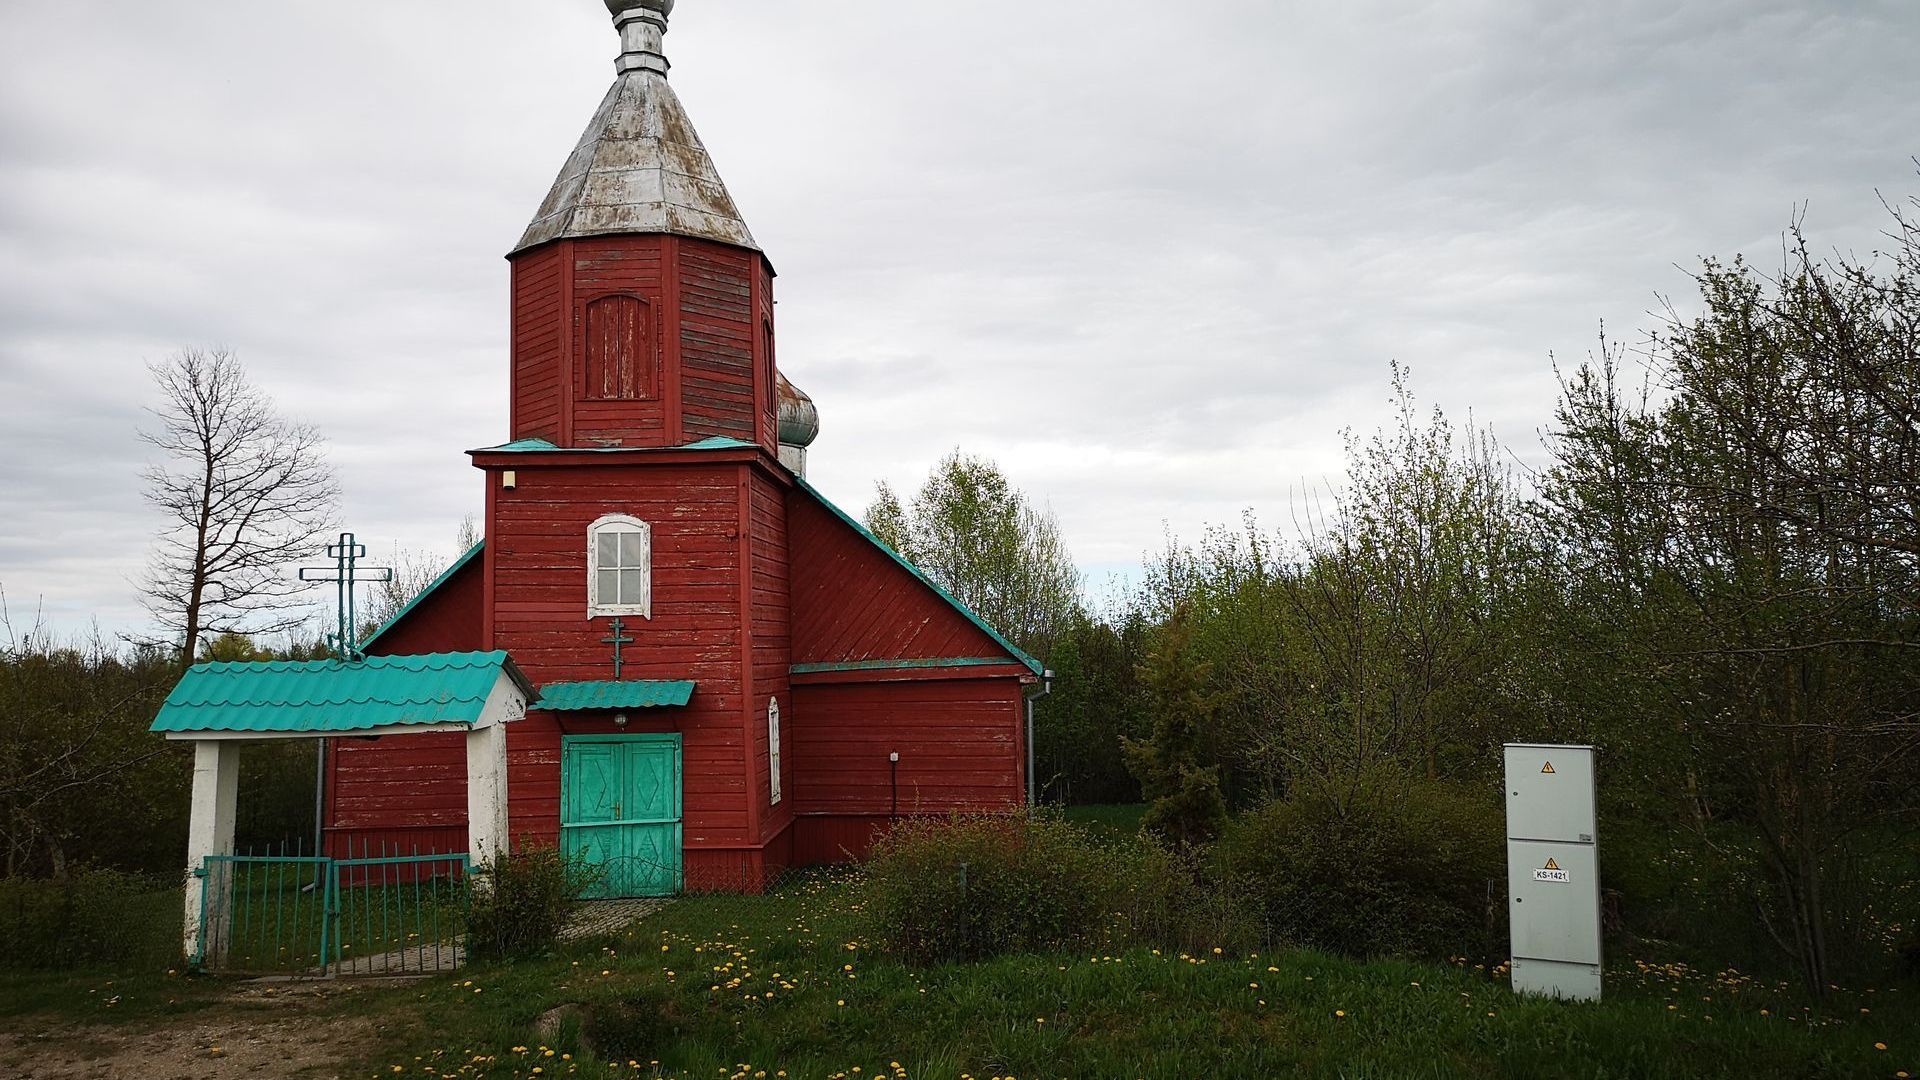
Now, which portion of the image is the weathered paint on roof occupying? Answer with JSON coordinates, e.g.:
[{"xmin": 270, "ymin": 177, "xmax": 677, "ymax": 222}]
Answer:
[
  {"xmin": 151, "ymin": 652, "xmax": 528, "ymax": 735},
  {"xmin": 360, "ymin": 542, "xmax": 484, "ymax": 652},
  {"xmin": 792, "ymin": 477, "xmax": 1045, "ymax": 677},
  {"xmin": 534, "ymin": 680, "xmax": 696, "ymax": 711},
  {"xmin": 513, "ymin": 2, "xmax": 756, "ymax": 255}
]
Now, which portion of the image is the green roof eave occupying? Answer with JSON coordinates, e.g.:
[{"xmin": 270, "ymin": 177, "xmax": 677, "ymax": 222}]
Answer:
[
  {"xmin": 534, "ymin": 680, "xmax": 697, "ymax": 711},
  {"xmin": 791, "ymin": 657, "xmax": 1028, "ymax": 675},
  {"xmin": 150, "ymin": 651, "xmax": 531, "ymax": 736},
  {"xmin": 792, "ymin": 477, "xmax": 1045, "ymax": 677},
  {"xmin": 360, "ymin": 541, "xmax": 485, "ymax": 652}
]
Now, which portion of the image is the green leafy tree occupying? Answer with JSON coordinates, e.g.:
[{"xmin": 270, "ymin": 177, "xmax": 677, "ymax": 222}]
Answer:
[
  {"xmin": 866, "ymin": 450, "xmax": 1081, "ymax": 665},
  {"xmin": 1543, "ymin": 216, "xmax": 1920, "ymax": 993},
  {"xmin": 1035, "ymin": 610, "xmax": 1152, "ymax": 804}
]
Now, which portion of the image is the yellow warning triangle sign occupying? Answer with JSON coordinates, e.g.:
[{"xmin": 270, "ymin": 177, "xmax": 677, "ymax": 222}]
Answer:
[
  {"xmin": 1541, "ymin": 761, "xmax": 1556, "ymax": 774},
  {"xmin": 1543, "ymin": 857, "xmax": 1560, "ymax": 871}
]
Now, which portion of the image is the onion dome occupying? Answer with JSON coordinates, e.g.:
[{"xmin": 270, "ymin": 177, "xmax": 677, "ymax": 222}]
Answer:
[{"xmin": 777, "ymin": 372, "xmax": 820, "ymax": 448}]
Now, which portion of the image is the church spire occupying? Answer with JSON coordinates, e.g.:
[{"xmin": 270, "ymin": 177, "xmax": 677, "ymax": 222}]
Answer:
[
  {"xmin": 513, "ymin": 0, "xmax": 757, "ymax": 254},
  {"xmin": 608, "ymin": 0, "xmax": 671, "ymax": 76}
]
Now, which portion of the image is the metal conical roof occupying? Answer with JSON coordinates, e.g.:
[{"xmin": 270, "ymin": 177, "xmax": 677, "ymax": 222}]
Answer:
[{"xmin": 513, "ymin": 2, "xmax": 757, "ymax": 254}]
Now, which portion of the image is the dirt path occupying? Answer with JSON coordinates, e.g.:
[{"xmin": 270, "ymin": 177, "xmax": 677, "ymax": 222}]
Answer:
[{"xmin": 1, "ymin": 982, "xmax": 384, "ymax": 1080}]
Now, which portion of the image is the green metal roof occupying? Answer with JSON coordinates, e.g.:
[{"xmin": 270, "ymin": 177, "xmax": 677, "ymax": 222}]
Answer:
[
  {"xmin": 471, "ymin": 436, "xmax": 756, "ymax": 454},
  {"xmin": 534, "ymin": 680, "xmax": 696, "ymax": 711},
  {"xmin": 151, "ymin": 652, "xmax": 527, "ymax": 736},
  {"xmin": 793, "ymin": 478, "xmax": 1045, "ymax": 677},
  {"xmin": 479, "ymin": 437, "xmax": 560, "ymax": 452},
  {"xmin": 360, "ymin": 541, "xmax": 484, "ymax": 652}
]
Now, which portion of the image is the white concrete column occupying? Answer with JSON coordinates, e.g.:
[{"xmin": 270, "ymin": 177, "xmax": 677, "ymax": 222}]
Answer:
[
  {"xmin": 181, "ymin": 740, "xmax": 240, "ymax": 966},
  {"xmin": 466, "ymin": 722, "xmax": 511, "ymax": 867}
]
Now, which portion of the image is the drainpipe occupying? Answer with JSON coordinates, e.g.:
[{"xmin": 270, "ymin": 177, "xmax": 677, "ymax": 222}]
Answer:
[{"xmin": 1026, "ymin": 669, "xmax": 1055, "ymax": 813}]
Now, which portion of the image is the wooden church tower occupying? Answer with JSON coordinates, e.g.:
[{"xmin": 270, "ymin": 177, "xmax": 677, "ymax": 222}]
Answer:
[{"xmin": 325, "ymin": 0, "xmax": 1043, "ymax": 893}]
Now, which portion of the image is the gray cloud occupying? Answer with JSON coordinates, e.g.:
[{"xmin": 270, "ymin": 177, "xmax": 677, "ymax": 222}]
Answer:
[{"xmin": 2, "ymin": 0, "xmax": 1916, "ymax": 635}]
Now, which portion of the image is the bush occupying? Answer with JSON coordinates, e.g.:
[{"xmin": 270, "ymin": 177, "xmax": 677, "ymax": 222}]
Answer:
[
  {"xmin": 465, "ymin": 846, "xmax": 602, "ymax": 961},
  {"xmin": 583, "ymin": 982, "xmax": 686, "ymax": 1062},
  {"xmin": 1213, "ymin": 768, "xmax": 1504, "ymax": 960},
  {"xmin": 0, "ymin": 868, "xmax": 181, "ymax": 970},
  {"xmin": 867, "ymin": 814, "xmax": 1169, "ymax": 963}
]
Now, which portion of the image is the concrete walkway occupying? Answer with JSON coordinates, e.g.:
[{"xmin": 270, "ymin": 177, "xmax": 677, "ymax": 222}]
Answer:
[{"xmin": 312, "ymin": 897, "xmax": 673, "ymax": 977}]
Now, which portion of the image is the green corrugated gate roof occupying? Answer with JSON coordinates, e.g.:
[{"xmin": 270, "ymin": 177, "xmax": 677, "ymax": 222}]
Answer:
[
  {"xmin": 534, "ymin": 680, "xmax": 696, "ymax": 711},
  {"xmin": 150, "ymin": 651, "xmax": 527, "ymax": 736}
]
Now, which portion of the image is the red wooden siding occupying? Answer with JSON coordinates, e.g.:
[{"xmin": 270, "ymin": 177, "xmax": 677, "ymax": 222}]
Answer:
[
  {"xmin": 789, "ymin": 677, "xmax": 1025, "ymax": 859},
  {"xmin": 489, "ymin": 461, "xmax": 753, "ymax": 849},
  {"xmin": 787, "ymin": 490, "xmax": 1012, "ymax": 667},
  {"xmin": 678, "ymin": 240, "xmax": 757, "ymax": 445},
  {"xmin": 510, "ymin": 236, "xmax": 773, "ymax": 452},
  {"xmin": 570, "ymin": 238, "xmax": 669, "ymax": 446},
  {"xmin": 747, "ymin": 468, "xmax": 793, "ymax": 850},
  {"xmin": 752, "ymin": 258, "xmax": 778, "ymax": 455},
  {"xmin": 511, "ymin": 244, "xmax": 565, "ymax": 442},
  {"xmin": 362, "ymin": 551, "xmax": 486, "ymax": 657},
  {"xmin": 325, "ymin": 733, "xmax": 468, "ymax": 858}
]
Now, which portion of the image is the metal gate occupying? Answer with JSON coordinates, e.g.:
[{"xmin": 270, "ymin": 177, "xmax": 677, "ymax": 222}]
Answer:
[{"xmin": 195, "ymin": 846, "xmax": 470, "ymax": 976}]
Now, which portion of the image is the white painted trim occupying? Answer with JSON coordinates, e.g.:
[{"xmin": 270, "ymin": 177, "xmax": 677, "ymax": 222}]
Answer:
[
  {"xmin": 767, "ymin": 697, "xmax": 782, "ymax": 806},
  {"xmin": 586, "ymin": 513, "xmax": 653, "ymax": 619}
]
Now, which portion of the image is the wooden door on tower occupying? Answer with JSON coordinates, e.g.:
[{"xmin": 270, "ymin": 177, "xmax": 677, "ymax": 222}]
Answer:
[{"xmin": 560, "ymin": 735, "xmax": 683, "ymax": 898}]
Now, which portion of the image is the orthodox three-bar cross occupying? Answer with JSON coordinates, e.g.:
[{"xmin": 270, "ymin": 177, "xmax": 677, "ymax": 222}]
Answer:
[
  {"xmin": 602, "ymin": 618, "xmax": 634, "ymax": 680},
  {"xmin": 299, "ymin": 533, "xmax": 393, "ymax": 662}
]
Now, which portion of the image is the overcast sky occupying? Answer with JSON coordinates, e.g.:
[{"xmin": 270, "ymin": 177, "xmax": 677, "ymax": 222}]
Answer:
[{"xmin": 2, "ymin": 0, "xmax": 1916, "ymax": 640}]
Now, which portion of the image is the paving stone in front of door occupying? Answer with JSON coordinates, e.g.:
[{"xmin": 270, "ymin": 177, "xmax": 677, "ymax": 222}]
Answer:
[{"xmin": 563, "ymin": 897, "xmax": 671, "ymax": 941}]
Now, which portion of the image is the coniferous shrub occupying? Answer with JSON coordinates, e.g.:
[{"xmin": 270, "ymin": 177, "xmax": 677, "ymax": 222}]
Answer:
[
  {"xmin": 465, "ymin": 846, "xmax": 602, "ymax": 961},
  {"xmin": 1213, "ymin": 767, "xmax": 1504, "ymax": 960}
]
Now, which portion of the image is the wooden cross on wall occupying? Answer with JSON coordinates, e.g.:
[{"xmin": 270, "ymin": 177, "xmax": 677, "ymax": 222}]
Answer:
[{"xmin": 602, "ymin": 618, "xmax": 634, "ymax": 680}]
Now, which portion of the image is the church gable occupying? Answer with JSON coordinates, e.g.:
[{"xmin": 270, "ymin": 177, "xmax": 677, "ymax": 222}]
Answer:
[
  {"xmin": 787, "ymin": 481, "xmax": 1040, "ymax": 676},
  {"xmin": 362, "ymin": 543, "xmax": 486, "ymax": 657}
]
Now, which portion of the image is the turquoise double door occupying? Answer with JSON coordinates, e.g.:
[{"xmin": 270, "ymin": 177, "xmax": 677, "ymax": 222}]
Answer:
[{"xmin": 560, "ymin": 735, "xmax": 683, "ymax": 898}]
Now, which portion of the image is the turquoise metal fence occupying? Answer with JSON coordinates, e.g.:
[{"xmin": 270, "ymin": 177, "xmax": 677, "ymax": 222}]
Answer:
[{"xmin": 196, "ymin": 844, "xmax": 469, "ymax": 976}]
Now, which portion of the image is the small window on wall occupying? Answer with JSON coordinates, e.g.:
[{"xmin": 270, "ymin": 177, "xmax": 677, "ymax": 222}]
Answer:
[
  {"xmin": 587, "ymin": 514, "xmax": 652, "ymax": 618},
  {"xmin": 581, "ymin": 294, "xmax": 655, "ymax": 400},
  {"xmin": 767, "ymin": 698, "xmax": 782, "ymax": 806}
]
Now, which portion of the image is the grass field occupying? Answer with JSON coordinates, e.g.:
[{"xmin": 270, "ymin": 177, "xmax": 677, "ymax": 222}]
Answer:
[
  {"xmin": 304, "ymin": 869, "xmax": 1909, "ymax": 1079},
  {"xmin": 3, "ymin": 811, "xmax": 1915, "ymax": 1079}
]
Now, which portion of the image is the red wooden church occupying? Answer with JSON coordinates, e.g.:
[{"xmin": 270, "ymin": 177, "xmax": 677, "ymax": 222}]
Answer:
[{"xmin": 323, "ymin": 0, "xmax": 1044, "ymax": 894}]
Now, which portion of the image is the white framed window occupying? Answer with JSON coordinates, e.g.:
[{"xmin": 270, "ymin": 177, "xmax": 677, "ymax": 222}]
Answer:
[
  {"xmin": 587, "ymin": 514, "xmax": 653, "ymax": 618},
  {"xmin": 767, "ymin": 697, "xmax": 782, "ymax": 806}
]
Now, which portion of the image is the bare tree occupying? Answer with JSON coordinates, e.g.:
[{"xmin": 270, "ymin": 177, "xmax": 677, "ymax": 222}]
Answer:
[
  {"xmin": 140, "ymin": 348, "xmax": 339, "ymax": 664},
  {"xmin": 362, "ymin": 518, "xmax": 484, "ymax": 635}
]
